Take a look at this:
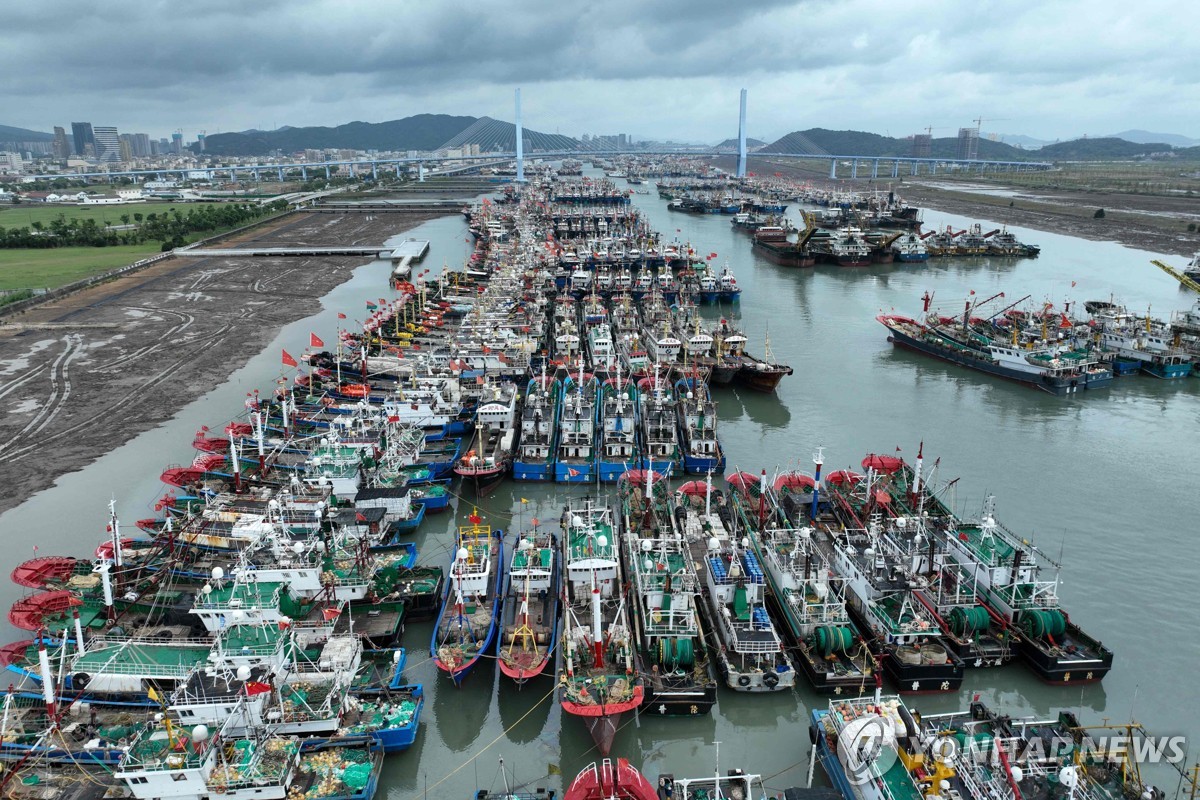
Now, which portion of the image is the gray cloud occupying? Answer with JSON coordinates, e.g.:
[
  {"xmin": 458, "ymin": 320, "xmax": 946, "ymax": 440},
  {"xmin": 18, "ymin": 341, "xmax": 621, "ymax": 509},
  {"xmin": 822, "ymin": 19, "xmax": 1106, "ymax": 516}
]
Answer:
[{"xmin": 0, "ymin": 0, "xmax": 1195, "ymax": 143}]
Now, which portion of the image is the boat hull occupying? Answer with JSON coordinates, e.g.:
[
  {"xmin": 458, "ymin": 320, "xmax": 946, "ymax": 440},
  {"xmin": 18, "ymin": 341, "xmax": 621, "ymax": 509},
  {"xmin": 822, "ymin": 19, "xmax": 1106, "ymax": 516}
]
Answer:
[
  {"xmin": 882, "ymin": 317, "xmax": 1112, "ymax": 396},
  {"xmin": 555, "ymin": 462, "xmax": 596, "ymax": 483},
  {"xmin": 513, "ymin": 460, "xmax": 554, "ymax": 481},
  {"xmin": 680, "ymin": 451, "xmax": 726, "ymax": 475}
]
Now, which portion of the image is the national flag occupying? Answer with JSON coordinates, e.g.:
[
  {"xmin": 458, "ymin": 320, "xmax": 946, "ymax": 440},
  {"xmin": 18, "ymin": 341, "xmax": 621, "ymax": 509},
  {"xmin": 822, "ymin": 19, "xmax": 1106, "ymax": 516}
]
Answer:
[
  {"xmin": 366, "ymin": 301, "xmax": 378, "ymax": 311},
  {"xmin": 337, "ymin": 312, "xmax": 347, "ymax": 319},
  {"xmin": 310, "ymin": 333, "xmax": 325, "ymax": 348},
  {"xmin": 281, "ymin": 349, "xmax": 298, "ymax": 367},
  {"xmin": 244, "ymin": 681, "xmax": 272, "ymax": 696}
]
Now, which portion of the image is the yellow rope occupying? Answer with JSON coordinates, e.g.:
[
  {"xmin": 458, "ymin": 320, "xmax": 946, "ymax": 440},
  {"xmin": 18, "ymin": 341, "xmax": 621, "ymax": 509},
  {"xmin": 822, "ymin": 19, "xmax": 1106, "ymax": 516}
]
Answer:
[{"xmin": 420, "ymin": 681, "xmax": 559, "ymax": 795}]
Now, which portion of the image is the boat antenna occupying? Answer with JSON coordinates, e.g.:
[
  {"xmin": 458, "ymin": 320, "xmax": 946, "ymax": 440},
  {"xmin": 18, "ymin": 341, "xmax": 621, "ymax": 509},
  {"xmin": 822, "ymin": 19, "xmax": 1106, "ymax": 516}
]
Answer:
[
  {"xmin": 714, "ymin": 740, "xmax": 722, "ymax": 795},
  {"xmin": 500, "ymin": 755, "xmax": 511, "ymax": 795}
]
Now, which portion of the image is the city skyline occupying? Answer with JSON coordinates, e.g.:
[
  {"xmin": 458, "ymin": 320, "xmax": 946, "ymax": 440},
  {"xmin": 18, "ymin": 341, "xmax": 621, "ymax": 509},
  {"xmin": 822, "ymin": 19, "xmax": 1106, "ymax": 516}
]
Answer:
[{"xmin": 1, "ymin": 0, "xmax": 1195, "ymax": 145}]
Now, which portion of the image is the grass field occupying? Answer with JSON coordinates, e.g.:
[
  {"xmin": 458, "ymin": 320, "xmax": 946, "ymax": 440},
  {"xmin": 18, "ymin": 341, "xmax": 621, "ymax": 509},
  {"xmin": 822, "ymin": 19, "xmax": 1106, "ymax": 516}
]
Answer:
[
  {"xmin": 0, "ymin": 244, "xmax": 161, "ymax": 291},
  {"xmin": 0, "ymin": 202, "xmax": 185, "ymax": 229}
]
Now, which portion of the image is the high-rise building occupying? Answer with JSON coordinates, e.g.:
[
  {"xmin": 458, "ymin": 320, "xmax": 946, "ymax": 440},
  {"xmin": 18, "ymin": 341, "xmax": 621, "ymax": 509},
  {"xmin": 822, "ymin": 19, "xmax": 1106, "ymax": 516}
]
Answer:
[
  {"xmin": 71, "ymin": 122, "xmax": 95, "ymax": 156},
  {"xmin": 92, "ymin": 126, "xmax": 121, "ymax": 162},
  {"xmin": 911, "ymin": 133, "xmax": 932, "ymax": 159},
  {"xmin": 171, "ymin": 132, "xmax": 183, "ymax": 155},
  {"xmin": 197, "ymin": 133, "xmax": 206, "ymax": 152},
  {"xmin": 118, "ymin": 134, "xmax": 134, "ymax": 162},
  {"xmin": 956, "ymin": 127, "xmax": 979, "ymax": 160},
  {"xmin": 133, "ymin": 133, "xmax": 152, "ymax": 157},
  {"xmin": 52, "ymin": 126, "xmax": 71, "ymax": 160}
]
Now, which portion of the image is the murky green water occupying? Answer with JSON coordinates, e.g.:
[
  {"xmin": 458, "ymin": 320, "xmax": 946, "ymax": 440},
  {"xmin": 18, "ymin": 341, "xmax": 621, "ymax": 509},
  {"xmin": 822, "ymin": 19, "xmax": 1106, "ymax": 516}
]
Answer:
[{"xmin": 1, "ymin": 181, "xmax": 1196, "ymax": 798}]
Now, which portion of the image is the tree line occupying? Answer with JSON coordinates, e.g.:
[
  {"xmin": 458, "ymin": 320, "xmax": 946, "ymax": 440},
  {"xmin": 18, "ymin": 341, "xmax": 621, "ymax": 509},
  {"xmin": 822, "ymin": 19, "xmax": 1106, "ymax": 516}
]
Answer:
[{"xmin": 0, "ymin": 200, "xmax": 289, "ymax": 250}]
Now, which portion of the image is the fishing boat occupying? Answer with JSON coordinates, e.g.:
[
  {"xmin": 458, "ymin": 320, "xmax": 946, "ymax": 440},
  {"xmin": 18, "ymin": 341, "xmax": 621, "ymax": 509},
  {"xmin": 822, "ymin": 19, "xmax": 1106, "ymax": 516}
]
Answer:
[
  {"xmin": 115, "ymin": 715, "xmax": 384, "ymax": 800},
  {"xmin": 942, "ymin": 497, "xmax": 1113, "ymax": 684},
  {"xmin": 619, "ymin": 471, "xmax": 718, "ymax": 715},
  {"xmin": 736, "ymin": 330, "xmax": 793, "ymax": 392},
  {"xmin": 879, "ymin": 292, "xmax": 1115, "ymax": 394},
  {"xmin": 637, "ymin": 372, "xmax": 679, "ymax": 475},
  {"xmin": 717, "ymin": 267, "xmax": 741, "ymax": 302},
  {"xmin": 338, "ymin": 683, "xmax": 424, "ymax": 752},
  {"xmin": 497, "ymin": 529, "xmax": 561, "ymax": 685},
  {"xmin": 710, "ymin": 319, "xmax": 747, "ymax": 386},
  {"xmin": 513, "ymin": 374, "xmax": 559, "ymax": 482},
  {"xmin": 559, "ymin": 500, "xmax": 642, "ymax": 757},
  {"xmin": 554, "ymin": 367, "xmax": 598, "ymax": 484},
  {"xmin": 1092, "ymin": 306, "xmax": 1194, "ymax": 379},
  {"xmin": 453, "ymin": 381, "xmax": 519, "ymax": 496},
  {"xmin": 586, "ymin": 323, "xmax": 620, "ymax": 377},
  {"xmin": 820, "ymin": 475, "xmax": 966, "ymax": 693},
  {"xmin": 810, "ymin": 693, "xmax": 932, "ymax": 800},
  {"xmin": 565, "ymin": 753, "xmax": 779, "ymax": 800},
  {"xmin": 676, "ymin": 479, "xmax": 795, "ymax": 692},
  {"xmin": 674, "ymin": 378, "xmax": 725, "ymax": 474},
  {"xmin": 890, "ymin": 232, "xmax": 930, "ymax": 262},
  {"xmin": 431, "ymin": 518, "xmax": 505, "ymax": 686},
  {"xmin": 732, "ymin": 469, "xmax": 875, "ymax": 695},
  {"xmin": 596, "ymin": 375, "xmax": 640, "ymax": 482}
]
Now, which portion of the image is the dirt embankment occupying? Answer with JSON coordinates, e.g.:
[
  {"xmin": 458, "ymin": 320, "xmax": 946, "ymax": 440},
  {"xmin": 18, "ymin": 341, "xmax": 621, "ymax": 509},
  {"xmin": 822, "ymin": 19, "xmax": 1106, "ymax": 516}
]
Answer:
[
  {"xmin": 900, "ymin": 183, "xmax": 1199, "ymax": 259},
  {"xmin": 0, "ymin": 211, "xmax": 444, "ymax": 516},
  {"xmin": 723, "ymin": 155, "xmax": 1199, "ymax": 259}
]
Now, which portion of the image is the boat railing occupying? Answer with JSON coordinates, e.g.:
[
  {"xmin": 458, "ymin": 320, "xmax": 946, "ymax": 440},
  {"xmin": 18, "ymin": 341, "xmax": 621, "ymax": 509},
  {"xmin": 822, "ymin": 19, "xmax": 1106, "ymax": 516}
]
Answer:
[
  {"xmin": 792, "ymin": 596, "xmax": 850, "ymax": 626},
  {"xmin": 642, "ymin": 606, "xmax": 698, "ymax": 637},
  {"xmin": 73, "ymin": 641, "xmax": 213, "ymax": 679},
  {"xmin": 728, "ymin": 620, "xmax": 781, "ymax": 652}
]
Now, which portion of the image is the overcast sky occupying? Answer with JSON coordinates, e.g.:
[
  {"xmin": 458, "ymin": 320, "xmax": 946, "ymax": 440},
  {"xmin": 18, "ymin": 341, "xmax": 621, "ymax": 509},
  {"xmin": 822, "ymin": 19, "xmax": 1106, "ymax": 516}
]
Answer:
[{"xmin": 2, "ymin": 0, "xmax": 1195, "ymax": 144}]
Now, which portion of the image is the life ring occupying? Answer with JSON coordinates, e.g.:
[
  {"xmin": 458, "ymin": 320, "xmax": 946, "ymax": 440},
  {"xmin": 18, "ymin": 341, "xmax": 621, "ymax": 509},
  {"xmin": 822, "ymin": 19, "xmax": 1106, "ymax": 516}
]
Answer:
[
  {"xmin": 763, "ymin": 672, "xmax": 780, "ymax": 688},
  {"xmin": 736, "ymin": 674, "xmax": 751, "ymax": 688}
]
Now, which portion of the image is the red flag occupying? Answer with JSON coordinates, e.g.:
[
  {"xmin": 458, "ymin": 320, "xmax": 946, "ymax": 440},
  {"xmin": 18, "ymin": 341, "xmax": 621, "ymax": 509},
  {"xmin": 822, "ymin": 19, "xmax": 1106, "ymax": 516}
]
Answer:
[
  {"xmin": 310, "ymin": 333, "xmax": 325, "ymax": 348},
  {"xmin": 322, "ymin": 607, "xmax": 341, "ymax": 621},
  {"xmin": 468, "ymin": 512, "xmax": 482, "ymax": 525},
  {"xmin": 281, "ymin": 350, "xmax": 298, "ymax": 367},
  {"xmin": 355, "ymin": 511, "xmax": 366, "ymax": 522},
  {"xmin": 568, "ymin": 468, "xmax": 581, "ymax": 477},
  {"xmin": 244, "ymin": 681, "xmax": 272, "ymax": 696},
  {"xmin": 337, "ymin": 312, "xmax": 347, "ymax": 319}
]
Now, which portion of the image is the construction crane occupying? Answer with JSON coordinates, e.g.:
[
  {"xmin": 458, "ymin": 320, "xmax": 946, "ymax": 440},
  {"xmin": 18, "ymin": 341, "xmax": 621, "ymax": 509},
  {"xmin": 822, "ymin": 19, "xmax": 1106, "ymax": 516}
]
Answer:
[{"xmin": 1152, "ymin": 259, "xmax": 1200, "ymax": 293}]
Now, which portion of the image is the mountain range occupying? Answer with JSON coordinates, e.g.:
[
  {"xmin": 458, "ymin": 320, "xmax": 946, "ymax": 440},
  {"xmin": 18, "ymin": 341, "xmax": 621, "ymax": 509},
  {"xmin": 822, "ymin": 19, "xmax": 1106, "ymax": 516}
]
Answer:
[
  {"xmin": 759, "ymin": 128, "xmax": 1198, "ymax": 161},
  {"xmin": 4, "ymin": 116, "xmax": 1199, "ymax": 159}
]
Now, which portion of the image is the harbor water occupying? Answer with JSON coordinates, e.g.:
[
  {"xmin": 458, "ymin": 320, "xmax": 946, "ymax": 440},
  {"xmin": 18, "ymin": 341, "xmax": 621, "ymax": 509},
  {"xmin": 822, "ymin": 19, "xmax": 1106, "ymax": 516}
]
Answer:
[{"xmin": 1, "ymin": 181, "xmax": 1196, "ymax": 797}]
